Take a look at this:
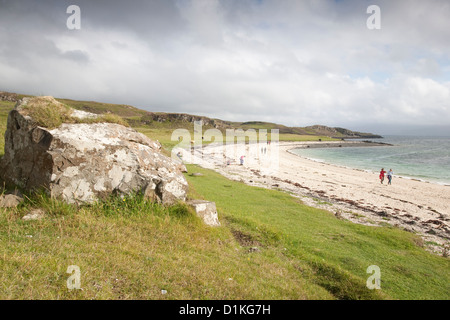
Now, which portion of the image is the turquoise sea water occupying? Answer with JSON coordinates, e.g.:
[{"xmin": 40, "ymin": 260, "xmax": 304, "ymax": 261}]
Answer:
[{"xmin": 290, "ymin": 136, "xmax": 450, "ymax": 185}]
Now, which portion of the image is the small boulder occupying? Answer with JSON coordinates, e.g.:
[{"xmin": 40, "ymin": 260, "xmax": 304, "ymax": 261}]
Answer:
[
  {"xmin": 190, "ymin": 173, "xmax": 204, "ymax": 177},
  {"xmin": 187, "ymin": 200, "xmax": 220, "ymax": 226},
  {"xmin": 22, "ymin": 208, "xmax": 45, "ymax": 221},
  {"xmin": 0, "ymin": 194, "xmax": 23, "ymax": 208}
]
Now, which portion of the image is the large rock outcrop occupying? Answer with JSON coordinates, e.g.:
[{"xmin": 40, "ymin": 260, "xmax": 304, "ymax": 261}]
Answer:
[{"xmin": 0, "ymin": 97, "xmax": 188, "ymax": 204}]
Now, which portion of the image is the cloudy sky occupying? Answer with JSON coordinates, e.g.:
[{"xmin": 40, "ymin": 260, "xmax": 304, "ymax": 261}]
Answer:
[{"xmin": 1, "ymin": 0, "xmax": 449, "ymax": 135}]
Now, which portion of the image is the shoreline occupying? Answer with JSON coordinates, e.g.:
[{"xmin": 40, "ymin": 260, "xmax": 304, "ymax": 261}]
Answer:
[
  {"xmin": 289, "ymin": 140, "xmax": 393, "ymax": 149},
  {"xmin": 286, "ymin": 147, "xmax": 450, "ymax": 187},
  {"xmin": 181, "ymin": 141, "xmax": 450, "ymax": 255}
]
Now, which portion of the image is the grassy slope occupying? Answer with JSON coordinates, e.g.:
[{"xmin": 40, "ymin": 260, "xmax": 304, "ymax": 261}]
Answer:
[
  {"xmin": 0, "ymin": 97, "xmax": 449, "ymax": 299},
  {"xmin": 1, "ymin": 193, "xmax": 333, "ymax": 300},
  {"xmin": 1, "ymin": 168, "xmax": 448, "ymax": 299},
  {"xmin": 0, "ymin": 98, "xmax": 335, "ymax": 155},
  {"xmin": 185, "ymin": 166, "xmax": 450, "ymax": 299},
  {"xmin": 56, "ymin": 98, "xmax": 148, "ymax": 118},
  {"xmin": 58, "ymin": 98, "xmax": 340, "ymax": 148}
]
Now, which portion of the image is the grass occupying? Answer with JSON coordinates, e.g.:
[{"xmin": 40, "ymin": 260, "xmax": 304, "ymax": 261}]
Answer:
[
  {"xmin": 1, "ymin": 94, "xmax": 448, "ymax": 300},
  {"xmin": 313, "ymin": 198, "xmax": 333, "ymax": 206},
  {"xmin": 56, "ymin": 98, "xmax": 148, "ymax": 118},
  {"xmin": 136, "ymin": 126, "xmax": 195, "ymax": 150},
  {"xmin": 0, "ymin": 192, "xmax": 332, "ymax": 299},
  {"xmin": 0, "ymin": 100, "xmax": 15, "ymax": 157},
  {"xmin": 184, "ymin": 165, "xmax": 450, "ymax": 300},
  {"xmin": 20, "ymin": 97, "xmax": 73, "ymax": 129},
  {"xmin": 0, "ymin": 94, "xmax": 340, "ymax": 152},
  {"xmin": 1, "ymin": 168, "xmax": 448, "ymax": 299},
  {"xmin": 277, "ymin": 134, "xmax": 337, "ymax": 142},
  {"xmin": 20, "ymin": 97, "xmax": 129, "ymax": 129},
  {"xmin": 134, "ymin": 126, "xmax": 338, "ymax": 151}
]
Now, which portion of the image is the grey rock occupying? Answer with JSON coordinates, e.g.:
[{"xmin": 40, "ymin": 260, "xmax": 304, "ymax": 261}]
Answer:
[
  {"xmin": 187, "ymin": 200, "xmax": 220, "ymax": 226},
  {"xmin": 190, "ymin": 172, "xmax": 204, "ymax": 177},
  {"xmin": 22, "ymin": 208, "xmax": 45, "ymax": 221},
  {"xmin": 0, "ymin": 194, "xmax": 23, "ymax": 208},
  {"xmin": 0, "ymin": 97, "xmax": 188, "ymax": 205}
]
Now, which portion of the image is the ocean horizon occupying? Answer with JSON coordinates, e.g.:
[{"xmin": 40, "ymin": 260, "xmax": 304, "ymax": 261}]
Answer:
[{"xmin": 290, "ymin": 135, "xmax": 450, "ymax": 186}]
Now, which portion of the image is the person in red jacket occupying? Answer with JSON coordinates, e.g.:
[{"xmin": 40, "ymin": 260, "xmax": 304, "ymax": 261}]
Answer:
[{"xmin": 379, "ymin": 168, "xmax": 387, "ymax": 184}]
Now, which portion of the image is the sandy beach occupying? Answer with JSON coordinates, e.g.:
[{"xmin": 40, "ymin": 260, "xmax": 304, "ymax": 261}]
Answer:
[{"xmin": 180, "ymin": 141, "xmax": 450, "ymax": 254}]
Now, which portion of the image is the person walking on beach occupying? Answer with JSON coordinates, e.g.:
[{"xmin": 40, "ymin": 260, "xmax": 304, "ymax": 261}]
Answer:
[
  {"xmin": 387, "ymin": 169, "xmax": 393, "ymax": 185},
  {"xmin": 240, "ymin": 155, "xmax": 245, "ymax": 165},
  {"xmin": 379, "ymin": 168, "xmax": 386, "ymax": 184}
]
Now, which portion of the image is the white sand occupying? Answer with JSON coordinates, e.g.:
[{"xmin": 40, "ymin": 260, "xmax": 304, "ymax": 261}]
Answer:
[{"xmin": 180, "ymin": 141, "xmax": 450, "ymax": 254}]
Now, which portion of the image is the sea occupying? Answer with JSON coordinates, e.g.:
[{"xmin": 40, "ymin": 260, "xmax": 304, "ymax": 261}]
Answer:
[{"xmin": 290, "ymin": 136, "xmax": 450, "ymax": 186}]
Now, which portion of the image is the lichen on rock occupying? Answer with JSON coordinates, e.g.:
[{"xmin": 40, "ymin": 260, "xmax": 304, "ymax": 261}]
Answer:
[{"xmin": 0, "ymin": 96, "xmax": 188, "ymax": 205}]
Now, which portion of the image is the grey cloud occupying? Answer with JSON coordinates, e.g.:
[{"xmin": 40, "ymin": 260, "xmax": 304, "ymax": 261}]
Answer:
[
  {"xmin": 61, "ymin": 50, "xmax": 90, "ymax": 64},
  {"xmin": 1, "ymin": 0, "xmax": 450, "ymax": 135}
]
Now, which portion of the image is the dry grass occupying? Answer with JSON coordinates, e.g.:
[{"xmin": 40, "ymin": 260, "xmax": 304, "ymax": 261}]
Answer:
[
  {"xmin": 20, "ymin": 96, "xmax": 73, "ymax": 129},
  {"xmin": 20, "ymin": 96, "xmax": 129, "ymax": 129},
  {"xmin": 0, "ymin": 192, "xmax": 330, "ymax": 300}
]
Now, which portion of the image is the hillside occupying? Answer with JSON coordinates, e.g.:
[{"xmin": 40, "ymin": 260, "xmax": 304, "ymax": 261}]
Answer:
[{"xmin": 0, "ymin": 92, "xmax": 382, "ymax": 147}]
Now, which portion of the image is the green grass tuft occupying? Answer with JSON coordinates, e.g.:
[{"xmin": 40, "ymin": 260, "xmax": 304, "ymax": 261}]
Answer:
[
  {"xmin": 21, "ymin": 97, "xmax": 73, "ymax": 129},
  {"xmin": 0, "ymin": 101, "xmax": 15, "ymax": 157}
]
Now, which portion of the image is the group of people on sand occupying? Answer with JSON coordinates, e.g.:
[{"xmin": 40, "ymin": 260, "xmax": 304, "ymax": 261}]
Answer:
[{"xmin": 379, "ymin": 168, "xmax": 394, "ymax": 185}]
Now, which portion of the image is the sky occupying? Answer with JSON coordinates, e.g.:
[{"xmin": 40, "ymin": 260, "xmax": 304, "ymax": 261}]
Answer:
[{"xmin": 0, "ymin": 0, "xmax": 449, "ymax": 135}]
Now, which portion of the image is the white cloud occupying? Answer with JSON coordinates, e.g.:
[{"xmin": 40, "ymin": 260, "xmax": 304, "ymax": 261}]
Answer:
[{"xmin": 0, "ymin": 0, "xmax": 449, "ymax": 134}]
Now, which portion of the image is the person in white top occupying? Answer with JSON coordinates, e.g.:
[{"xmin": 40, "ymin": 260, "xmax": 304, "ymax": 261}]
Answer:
[{"xmin": 387, "ymin": 169, "xmax": 393, "ymax": 185}]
